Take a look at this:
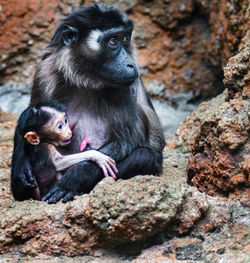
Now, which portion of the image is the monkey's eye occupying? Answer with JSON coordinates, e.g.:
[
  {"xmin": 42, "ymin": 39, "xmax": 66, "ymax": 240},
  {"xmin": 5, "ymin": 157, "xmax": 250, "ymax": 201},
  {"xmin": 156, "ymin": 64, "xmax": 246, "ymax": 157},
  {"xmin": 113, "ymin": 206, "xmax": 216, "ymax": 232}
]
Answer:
[
  {"xmin": 65, "ymin": 118, "xmax": 68, "ymax": 124},
  {"xmin": 108, "ymin": 37, "xmax": 119, "ymax": 49},
  {"xmin": 67, "ymin": 32, "xmax": 75, "ymax": 41},
  {"xmin": 57, "ymin": 123, "xmax": 63, "ymax": 130},
  {"xmin": 62, "ymin": 25, "xmax": 79, "ymax": 46},
  {"xmin": 122, "ymin": 35, "xmax": 130, "ymax": 44}
]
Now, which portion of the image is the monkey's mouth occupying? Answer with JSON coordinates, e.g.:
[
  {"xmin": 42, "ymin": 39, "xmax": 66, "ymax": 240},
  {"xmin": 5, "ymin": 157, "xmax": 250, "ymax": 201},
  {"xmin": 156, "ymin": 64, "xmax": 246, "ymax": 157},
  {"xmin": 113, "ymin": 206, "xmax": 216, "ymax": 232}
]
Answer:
[{"xmin": 62, "ymin": 139, "xmax": 71, "ymax": 145}]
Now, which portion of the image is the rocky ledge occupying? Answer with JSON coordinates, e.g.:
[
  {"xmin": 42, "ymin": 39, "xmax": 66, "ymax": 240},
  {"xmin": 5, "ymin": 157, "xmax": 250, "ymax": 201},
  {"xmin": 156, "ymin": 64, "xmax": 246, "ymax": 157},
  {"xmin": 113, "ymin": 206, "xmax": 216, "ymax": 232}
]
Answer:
[
  {"xmin": 0, "ymin": 88, "xmax": 249, "ymax": 262},
  {"xmin": 0, "ymin": 30, "xmax": 249, "ymax": 263}
]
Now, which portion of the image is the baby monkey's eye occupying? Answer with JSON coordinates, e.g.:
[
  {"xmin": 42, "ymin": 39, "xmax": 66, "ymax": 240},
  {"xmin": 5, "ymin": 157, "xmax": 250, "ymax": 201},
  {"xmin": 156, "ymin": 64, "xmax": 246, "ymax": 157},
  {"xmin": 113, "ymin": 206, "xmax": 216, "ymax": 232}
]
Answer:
[
  {"xmin": 65, "ymin": 118, "xmax": 68, "ymax": 124},
  {"xmin": 57, "ymin": 123, "xmax": 63, "ymax": 130}
]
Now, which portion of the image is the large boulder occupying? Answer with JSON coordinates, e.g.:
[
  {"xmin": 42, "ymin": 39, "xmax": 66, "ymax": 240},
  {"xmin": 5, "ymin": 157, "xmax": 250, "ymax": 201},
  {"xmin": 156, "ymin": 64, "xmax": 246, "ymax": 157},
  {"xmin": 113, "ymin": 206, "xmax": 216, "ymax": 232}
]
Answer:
[{"xmin": 186, "ymin": 40, "xmax": 250, "ymax": 204}]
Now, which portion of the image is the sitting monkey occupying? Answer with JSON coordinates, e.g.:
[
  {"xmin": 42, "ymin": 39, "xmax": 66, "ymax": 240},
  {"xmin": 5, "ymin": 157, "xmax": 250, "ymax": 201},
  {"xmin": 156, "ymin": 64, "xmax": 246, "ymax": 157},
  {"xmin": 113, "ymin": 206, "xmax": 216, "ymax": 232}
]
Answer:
[{"xmin": 11, "ymin": 100, "xmax": 117, "ymax": 201}]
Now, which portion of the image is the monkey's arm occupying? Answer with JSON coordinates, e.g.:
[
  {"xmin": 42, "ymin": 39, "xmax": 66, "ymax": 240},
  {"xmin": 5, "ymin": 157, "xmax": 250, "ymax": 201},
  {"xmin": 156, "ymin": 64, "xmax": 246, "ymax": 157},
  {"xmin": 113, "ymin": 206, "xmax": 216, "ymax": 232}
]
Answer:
[
  {"xmin": 46, "ymin": 144, "xmax": 118, "ymax": 178},
  {"xmin": 11, "ymin": 128, "xmax": 38, "ymax": 201},
  {"xmin": 42, "ymin": 142, "xmax": 163, "ymax": 203}
]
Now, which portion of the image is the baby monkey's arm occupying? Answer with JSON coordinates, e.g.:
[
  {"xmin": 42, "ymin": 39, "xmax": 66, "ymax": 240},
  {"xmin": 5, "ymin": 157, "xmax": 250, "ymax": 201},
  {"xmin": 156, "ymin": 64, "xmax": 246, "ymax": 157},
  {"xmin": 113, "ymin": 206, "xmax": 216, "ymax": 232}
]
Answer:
[{"xmin": 47, "ymin": 144, "xmax": 118, "ymax": 179}]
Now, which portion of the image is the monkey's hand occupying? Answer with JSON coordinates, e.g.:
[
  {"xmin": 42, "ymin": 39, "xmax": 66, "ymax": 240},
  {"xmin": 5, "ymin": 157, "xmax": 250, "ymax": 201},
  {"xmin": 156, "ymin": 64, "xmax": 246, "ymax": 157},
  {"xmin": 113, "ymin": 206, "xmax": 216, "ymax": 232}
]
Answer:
[
  {"xmin": 11, "ymin": 160, "xmax": 37, "ymax": 200},
  {"xmin": 42, "ymin": 185, "xmax": 75, "ymax": 204},
  {"xmin": 18, "ymin": 160, "xmax": 37, "ymax": 188},
  {"xmin": 42, "ymin": 152, "xmax": 118, "ymax": 204},
  {"xmin": 88, "ymin": 150, "xmax": 118, "ymax": 179}
]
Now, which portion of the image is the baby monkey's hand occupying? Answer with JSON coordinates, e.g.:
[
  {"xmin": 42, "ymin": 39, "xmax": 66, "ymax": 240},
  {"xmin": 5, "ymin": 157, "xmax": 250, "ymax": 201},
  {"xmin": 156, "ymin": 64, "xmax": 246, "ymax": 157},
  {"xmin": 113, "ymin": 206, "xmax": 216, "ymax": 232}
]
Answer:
[{"xmin": 88, "ymin": 150, "xmax": 118, "ymax": 179}]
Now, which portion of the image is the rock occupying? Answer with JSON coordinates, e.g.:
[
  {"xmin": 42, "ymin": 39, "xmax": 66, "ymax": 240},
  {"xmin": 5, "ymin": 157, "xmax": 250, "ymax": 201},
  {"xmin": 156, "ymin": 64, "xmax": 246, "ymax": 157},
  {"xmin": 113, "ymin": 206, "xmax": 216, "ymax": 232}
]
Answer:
[
  {"xmin": 0, "ymin": 120, "xmax": 207, "ymax": 257},
  {"xmin": 87, "ymin": 175, "xmax": 185, "ymax": 244},
  {"xmin": 186, "ymin": 39, "xmax": 250, "ymax": 204},
  {"xmin": 0, "ymin": 164, "xmax": 189, "ymax": 255},
  {"xmin": 0, "ymin": 109, "xmax": 16, "ymax": 122},
  {"xmin": 0, "ymin": 83, "xmax": 30, "ymax": 115},
  {"xmin": 0, "ymin": 1, "xmax": 249, "ymax": 261},
  {"xmin": 0, "ymin": 94, "xmax": 249, "ymax": 262},
  {"xmin": 152, "ymin": 98, "xmax": 198, "ymax": 138},
  {"xmin": 132, "ymin": 197, "xmax": 250, "ymax": 263},
  {"xmin": 224, "ymin": 34, "xmax": 250, "ymax": 101},
  {"xmin": 169, "ymin": 91, "xmax": 226, "ymax": 152},
  {"xmin": 0, "ymin": 0, "xmax": 83, "ymax": 84},
  {"xmin": 1, "ymin": 0, "xmax": 248, "ymax": 100}
]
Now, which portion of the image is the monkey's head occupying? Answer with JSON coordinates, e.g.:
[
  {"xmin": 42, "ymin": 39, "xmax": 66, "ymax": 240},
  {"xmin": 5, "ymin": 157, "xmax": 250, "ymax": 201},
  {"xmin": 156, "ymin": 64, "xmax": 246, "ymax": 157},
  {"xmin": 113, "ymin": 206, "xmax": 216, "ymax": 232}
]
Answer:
[
  {"xmin": 23, "ymin": 101, "xmax": 72, "ymax": 147},
  {"xmin": 43, "ymin": 5, "xmax": 138, "ymax": 90}
]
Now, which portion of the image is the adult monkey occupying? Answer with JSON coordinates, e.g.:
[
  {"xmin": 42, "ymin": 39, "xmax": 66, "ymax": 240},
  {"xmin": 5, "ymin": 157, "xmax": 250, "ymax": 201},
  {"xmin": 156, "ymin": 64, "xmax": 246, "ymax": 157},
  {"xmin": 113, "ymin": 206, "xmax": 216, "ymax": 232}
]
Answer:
[{"xmin": 26, "ymin": 5, "xmax": 164, "ymax": 203}]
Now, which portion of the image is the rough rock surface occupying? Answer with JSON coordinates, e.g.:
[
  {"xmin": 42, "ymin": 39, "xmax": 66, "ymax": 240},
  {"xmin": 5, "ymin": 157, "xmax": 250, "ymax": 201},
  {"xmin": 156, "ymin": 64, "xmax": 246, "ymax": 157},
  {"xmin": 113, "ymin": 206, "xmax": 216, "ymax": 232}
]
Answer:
[
  {"xmin": 224, "ymin": 33, "xmax": 250, "ymax": 101},
  {"xmin": 186, "ymin": 40, "xmax": 250, "ymax": 203},
  {"xmin": 1, "ymin": 0, "xmax": 249, "ymax": 99},
  {"xmin": 0, "ymin": 111, "xmax": 249, "ymax": 262},
  {"xmin": 0, "ymin": 131, "xmax": 194, "ymax": 256},
  {"xmin": 0, "ymin": 0, "xmax": 249, "ymax": 262}
]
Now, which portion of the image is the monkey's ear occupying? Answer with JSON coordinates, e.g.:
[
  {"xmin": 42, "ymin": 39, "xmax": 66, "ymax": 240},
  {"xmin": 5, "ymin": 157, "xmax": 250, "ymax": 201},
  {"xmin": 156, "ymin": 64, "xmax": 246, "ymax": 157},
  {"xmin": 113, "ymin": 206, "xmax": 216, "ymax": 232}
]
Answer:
[
  {"xmin": 62, "ymin": 25, "xmax": 79, "ymax": 46},
  {"xmin": 24, "ymin": 132, "xmax": 40, "ymax": 145}
]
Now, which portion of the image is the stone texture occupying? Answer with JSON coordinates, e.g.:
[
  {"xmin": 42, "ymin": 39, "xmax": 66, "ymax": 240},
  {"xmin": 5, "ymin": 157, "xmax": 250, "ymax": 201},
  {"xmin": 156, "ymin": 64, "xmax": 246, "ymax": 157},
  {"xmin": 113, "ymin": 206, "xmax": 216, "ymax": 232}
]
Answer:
[
  {"xmin": 186, "ymin": 39, "xmax": 250, "ymax": 203},
  {"xmin": 132, "ymin": 196, "xmax": 250, "ymax": 263},
  {"xmin": 0, "ymin": 114, "xmax": 208, "ymax": 259},
  {"xmin": 0, "ymin": 100, "xmax": 249, "ymax": 262},
  {"xmin": 0, "ymin": 0, "xmax": 84, "ymax": 84},
  {"xmin": 0, "ymin": 147, "xmax": 197, "ymax": 256},
  {"xmin": 224, "ymin": 33, "xmax": 250, "ymax": 101},
  {"xmin": 0, "ymin": 0, "xmax": 249, "ymax": 262},
  {"xmin": 1, "ymin": 0, "xmax": 249, "ymax": 99},
  {"xmin": 87, "ymin": 175, "xmax": 185, "ymax": 244},
  {"xmin": 168, "ymin": 90, "xmax": 227, "ymax": 152},
  {"xmin": 0, "ymin": 83, "xmax": 31, "ymax": 115}
]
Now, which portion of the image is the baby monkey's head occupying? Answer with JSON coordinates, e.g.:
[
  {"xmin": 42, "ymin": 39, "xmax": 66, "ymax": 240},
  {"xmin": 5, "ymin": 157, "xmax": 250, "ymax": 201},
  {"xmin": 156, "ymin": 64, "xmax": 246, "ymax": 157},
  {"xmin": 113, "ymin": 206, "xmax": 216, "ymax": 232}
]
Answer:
[{"xmin": 22, "ymin": 100, "xmax": 72, "ymax": 147}]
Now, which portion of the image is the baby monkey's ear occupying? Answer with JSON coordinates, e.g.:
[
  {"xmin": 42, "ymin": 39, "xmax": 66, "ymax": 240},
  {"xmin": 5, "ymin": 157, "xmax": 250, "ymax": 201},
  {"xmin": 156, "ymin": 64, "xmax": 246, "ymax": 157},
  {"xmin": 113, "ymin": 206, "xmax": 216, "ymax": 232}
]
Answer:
[{"xmin": 24, "ymin": 132, "xmax": 40, "ymax": 145}]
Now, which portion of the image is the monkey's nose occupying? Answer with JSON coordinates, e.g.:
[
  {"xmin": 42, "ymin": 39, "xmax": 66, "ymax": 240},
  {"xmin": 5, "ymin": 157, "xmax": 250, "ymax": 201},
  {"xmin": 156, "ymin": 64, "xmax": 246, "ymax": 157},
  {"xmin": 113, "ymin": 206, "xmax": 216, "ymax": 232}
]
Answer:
[{"xmin": 126, "ymin": 64, "xmax": 138, "ymax": 81}]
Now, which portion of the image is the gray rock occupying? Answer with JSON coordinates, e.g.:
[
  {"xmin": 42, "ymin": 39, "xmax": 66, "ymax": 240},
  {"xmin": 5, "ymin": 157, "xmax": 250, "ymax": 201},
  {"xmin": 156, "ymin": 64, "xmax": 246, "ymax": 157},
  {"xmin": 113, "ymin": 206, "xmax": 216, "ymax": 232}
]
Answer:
[
  {"xmin": 152, "ymin": 98, "xmax": 197, "ymax": 138},
  {"xmin": 0, "ymin": 83, "xmax": 30, "ymax": 115},
  {"xmin": 87, "ymin": 175, "xmax": 186, "ymax": 243}
]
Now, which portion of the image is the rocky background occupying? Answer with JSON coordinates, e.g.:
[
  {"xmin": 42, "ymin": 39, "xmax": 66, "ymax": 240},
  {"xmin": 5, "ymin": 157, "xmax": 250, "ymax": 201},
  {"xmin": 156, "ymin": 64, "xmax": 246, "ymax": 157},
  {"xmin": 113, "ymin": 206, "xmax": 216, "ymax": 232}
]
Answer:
[
  {"xmin": 0, "ymin": 0, "xmax": 249, "ymax": 136},
  {"xmin": 0, "ymin": 0, "xmax": 249, "ymax": 262}
]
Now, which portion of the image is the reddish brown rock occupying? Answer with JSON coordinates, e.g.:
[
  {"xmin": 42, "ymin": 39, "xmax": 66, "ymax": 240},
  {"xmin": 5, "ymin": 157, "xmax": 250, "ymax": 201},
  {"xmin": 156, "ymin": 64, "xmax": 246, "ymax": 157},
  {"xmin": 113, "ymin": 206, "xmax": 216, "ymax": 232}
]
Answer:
[
  {"xmin": 186, "ymin": 40, "xmax": 250, "ymax": 203},
  {"xmin": 0, "ymin": 109, "xmax": 17, "ymax": 122},
  {"xmin": 224, "ymin": 34, "xmax": 250, "ymax": 100},
  {"xmin": 1, "ymin": 0, "xmax": 249, "ymax": 99},
  {"xmin": 0, "ymin": 116, "xmax": 208, "ymax": 258},
  {"xmin": 0, "ymin": 0, "xmax": 83, "ymax": 84}
]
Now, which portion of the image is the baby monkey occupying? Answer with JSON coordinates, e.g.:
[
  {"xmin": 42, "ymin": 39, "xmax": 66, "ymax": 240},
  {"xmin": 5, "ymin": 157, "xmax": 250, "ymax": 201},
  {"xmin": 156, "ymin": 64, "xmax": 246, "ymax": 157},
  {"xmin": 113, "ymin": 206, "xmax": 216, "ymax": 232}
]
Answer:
[{"xmin": 11, "ymin": 100, "xmax": 118, "ymax": 201}]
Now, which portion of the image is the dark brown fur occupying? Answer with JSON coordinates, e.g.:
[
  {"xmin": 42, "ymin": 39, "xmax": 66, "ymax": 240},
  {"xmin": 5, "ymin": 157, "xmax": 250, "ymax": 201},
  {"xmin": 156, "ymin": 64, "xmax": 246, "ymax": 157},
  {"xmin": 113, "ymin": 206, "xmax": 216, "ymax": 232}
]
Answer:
[{"xmin": 24, "ymin": 5, "xmax": 165, "ymax": 203}]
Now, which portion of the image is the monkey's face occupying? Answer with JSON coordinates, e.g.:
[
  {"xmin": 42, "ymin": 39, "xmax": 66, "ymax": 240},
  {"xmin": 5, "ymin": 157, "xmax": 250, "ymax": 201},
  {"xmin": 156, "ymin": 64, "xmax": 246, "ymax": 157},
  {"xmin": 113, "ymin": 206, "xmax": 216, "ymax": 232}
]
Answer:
[
  {"xmin": 84, "ymin": 27, "xmax": 138, "ymax": 86},
  {"xmin": 50, "ymin": 5, "xmax": 138, "ymax": 89},
  {"xmin": 53, "ymin": 114, "xmax": 72, "ymax": 147},
  {"xmin": 42, "ymin": 108, "xmax": 72, "ymax": 147}
]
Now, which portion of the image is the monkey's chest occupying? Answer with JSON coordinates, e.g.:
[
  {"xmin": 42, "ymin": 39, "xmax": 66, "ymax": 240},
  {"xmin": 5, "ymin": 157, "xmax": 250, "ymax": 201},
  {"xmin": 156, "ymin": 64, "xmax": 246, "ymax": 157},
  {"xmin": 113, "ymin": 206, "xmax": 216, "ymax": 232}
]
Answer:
[{"xmin": 70, "ymin": 112, "xmax": 109, "ymax": 150}]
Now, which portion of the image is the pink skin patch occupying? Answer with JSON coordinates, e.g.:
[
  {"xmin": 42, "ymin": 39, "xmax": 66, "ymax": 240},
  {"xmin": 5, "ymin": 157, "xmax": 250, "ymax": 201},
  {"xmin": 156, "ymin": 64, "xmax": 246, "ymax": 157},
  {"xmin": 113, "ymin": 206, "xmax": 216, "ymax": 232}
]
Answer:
[{"xmin": 80, "ymin": 131, "xmax": 91, "ymax": 152}]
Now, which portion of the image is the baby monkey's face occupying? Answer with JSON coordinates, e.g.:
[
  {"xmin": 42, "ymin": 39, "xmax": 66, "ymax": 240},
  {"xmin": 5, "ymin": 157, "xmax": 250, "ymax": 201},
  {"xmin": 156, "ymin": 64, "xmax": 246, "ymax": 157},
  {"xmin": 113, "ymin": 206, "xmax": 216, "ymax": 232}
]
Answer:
[
  {"xmin": 54, "ymin": 112, "xmax": 72, "ymax": 146},
  {"xmin": 43, "ymin": 109, "xmax": 72, "ymax": 147}
]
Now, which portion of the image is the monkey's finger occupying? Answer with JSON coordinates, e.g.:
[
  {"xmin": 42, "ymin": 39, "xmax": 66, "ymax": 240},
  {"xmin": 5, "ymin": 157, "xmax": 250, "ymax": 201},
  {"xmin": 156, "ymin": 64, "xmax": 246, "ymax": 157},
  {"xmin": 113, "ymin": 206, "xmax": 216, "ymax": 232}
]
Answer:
[
  {"xmin": 108, "ymin": 157, "xmax": 116, "ymax": 165},
  {"xmin": 25, "ymin": 168, "xmax": 35, "ymax": 183},
  {"xmin": 48, "ymin": 190, "xmax": 67, "ymax": 204},
  {"xmin": 105, "ymin": 163, "xmax": 117, "ymax": 179},
  {"xmin": 20, "ymin": 175, "xmax": 37, "ymax": 188},
  {"xmin": 100, "ymin": 164, "xmax": 109, "ymax": 177},
  {"xmin": 26, "ymin": 182, "xmax": 37, "ymax": 188},
  {"xmin": 107, "ymin": 159, "xmax": 118, "ymax": 174},
  {"xmin": 62, "ymin": 192, "xmax": 75, "ymax": 203},
  {"xmin": 42, "ymin": 186, "xmax": 59, "ymax": 201}
]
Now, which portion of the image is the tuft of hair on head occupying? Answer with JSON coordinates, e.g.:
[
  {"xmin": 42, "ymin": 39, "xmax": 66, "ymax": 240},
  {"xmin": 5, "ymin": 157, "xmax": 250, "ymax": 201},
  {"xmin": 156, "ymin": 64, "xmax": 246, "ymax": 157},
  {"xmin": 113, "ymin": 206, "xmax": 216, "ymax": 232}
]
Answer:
[
  {"xmin": 49, "ymin": 4, "xmax": 134, "ymax": 47},
  {"xmin": 34, "ymin": 100, "xmax": 67, "ymax": 114}
]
